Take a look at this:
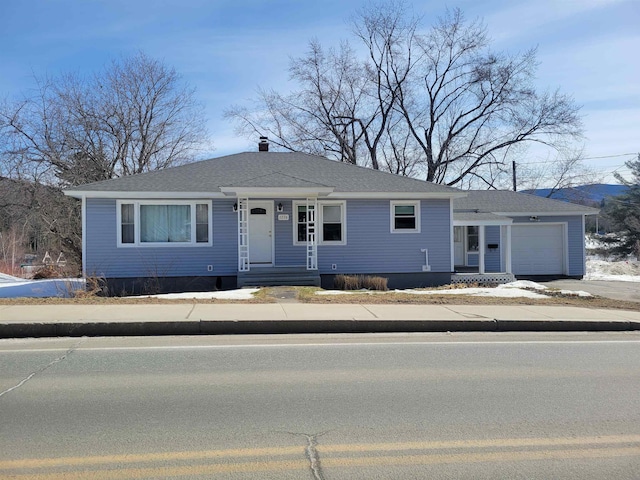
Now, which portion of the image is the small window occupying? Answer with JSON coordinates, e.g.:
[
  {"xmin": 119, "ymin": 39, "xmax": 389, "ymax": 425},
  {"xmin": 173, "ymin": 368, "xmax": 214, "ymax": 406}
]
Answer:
[
  {"xmin": 121, "ymin": 203, "xmax": 135, "ymax": 244},
  {"xmin": 322, "ymin": 204, "xmax": 342, "ymax": 242},
  {"xmin": 250, "ymin": 207, "xmax": 267, "ymax": 215},
  {"xmin": 467, "ymin": 226, "xmax": 479, "ymax": 251},
  {"xmin": 391, "ymin": 201, "xmax": 420, "ymax": 233},
  {"xmin": 196, "ymin": 204, "xmax": 209, "ymax": 243}
]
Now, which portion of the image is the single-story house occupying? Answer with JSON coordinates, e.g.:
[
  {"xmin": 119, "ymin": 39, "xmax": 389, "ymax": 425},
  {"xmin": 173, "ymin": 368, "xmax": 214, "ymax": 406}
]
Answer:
[{"xmin": 64, "ymin": 141, "xmax": 598, "ymax": 293}]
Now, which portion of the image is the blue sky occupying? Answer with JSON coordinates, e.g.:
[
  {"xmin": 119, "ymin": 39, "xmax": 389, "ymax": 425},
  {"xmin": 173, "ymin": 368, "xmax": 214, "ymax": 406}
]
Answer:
[{"xmin": 1, "ymin": 0, "xmax": 638, "ymax": 183}]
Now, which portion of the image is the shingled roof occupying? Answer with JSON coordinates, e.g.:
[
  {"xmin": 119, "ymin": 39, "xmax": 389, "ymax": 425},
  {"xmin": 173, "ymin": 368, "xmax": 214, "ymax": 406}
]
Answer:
[
  {"xmin": 454, "ymin": 190, "xmax": 599, "ymax": 215},
  {"xmin": 65, "ymin": 152, "xmax": 462, "ymax": 197}
]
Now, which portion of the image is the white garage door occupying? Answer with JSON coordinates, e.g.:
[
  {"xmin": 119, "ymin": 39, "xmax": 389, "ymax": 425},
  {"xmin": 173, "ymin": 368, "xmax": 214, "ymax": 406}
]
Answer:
[{"xmin": 512, "ymin": 224, "xmax": 565, "ymax": 275}]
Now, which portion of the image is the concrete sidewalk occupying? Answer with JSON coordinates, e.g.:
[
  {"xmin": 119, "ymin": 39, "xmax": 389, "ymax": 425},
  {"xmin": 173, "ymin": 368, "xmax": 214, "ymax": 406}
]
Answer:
[{"xmin": 1, "ymin": 303, "xmax": 640, "ymax": 338}]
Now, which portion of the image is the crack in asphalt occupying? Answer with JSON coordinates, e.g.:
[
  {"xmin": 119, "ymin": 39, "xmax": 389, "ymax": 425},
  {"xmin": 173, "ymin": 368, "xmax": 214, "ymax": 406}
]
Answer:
[
  {"xmin": 281, "ymin": 430, "xmax": 329, "ymax": 479},
  {"xmin": 304, "ymin": 434, "xmax": 325, "ymax": 480},
  {"xmin": 0, "ymin": 340, "xmax": 83, "ymax": 399}
]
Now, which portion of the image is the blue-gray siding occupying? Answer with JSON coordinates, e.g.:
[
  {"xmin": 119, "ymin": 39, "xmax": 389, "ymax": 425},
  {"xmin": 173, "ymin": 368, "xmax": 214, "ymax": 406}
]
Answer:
[
  {"xmin": 85, "ymin": 198, "xmax": 238, "ymax": 278},
  {"xmin": 484, "ymin": 226, "xmax": 501, "ymax": 273},
  {"xmin": 85, "ymin": 197, "xmax": 453, "ymax": 278}
]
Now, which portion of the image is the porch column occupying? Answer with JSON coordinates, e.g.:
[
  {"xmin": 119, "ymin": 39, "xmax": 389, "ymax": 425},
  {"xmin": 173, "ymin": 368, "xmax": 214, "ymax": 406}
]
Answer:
[
  {"xmin": 478, "ymin": 225, "xmax": 485, "ymax": 274},
  {"xmin": 306, "ymin": 197, "xmax": 318, "ymax": 270},
  {"xmin": 504, "ymin": 224, "xmax": 512, "ymax": 274},
  {"xmin": 237, "ymin": 197, "xmax": 249, "ymax": 272}
]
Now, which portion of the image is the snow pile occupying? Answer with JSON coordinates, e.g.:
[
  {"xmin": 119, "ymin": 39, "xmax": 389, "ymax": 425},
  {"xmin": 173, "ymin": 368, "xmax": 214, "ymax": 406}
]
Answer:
[
  {"xmin": 142, "ymin": 288, "xmax": 260, "ymax": 300},
  {"xmin": 585, "ymin": 259, "xmax": 640, "ymax": 282},
  {"xmin": 0, "ymin": 272, "xmax": 23, "ymax": 283},
  {"xmin": 0, "ymin": 278, "xmax": 87, "ymax": 298}
]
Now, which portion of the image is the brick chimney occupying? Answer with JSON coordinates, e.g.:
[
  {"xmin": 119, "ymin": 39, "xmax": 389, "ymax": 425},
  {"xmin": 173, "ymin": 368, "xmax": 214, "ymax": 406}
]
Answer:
[{"xmin": 258, "ymin": 136, "xmax": 269, "ymax": 152}]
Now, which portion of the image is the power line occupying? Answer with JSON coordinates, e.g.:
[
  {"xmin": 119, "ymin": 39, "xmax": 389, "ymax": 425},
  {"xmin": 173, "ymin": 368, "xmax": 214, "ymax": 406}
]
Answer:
[{"xmin": 581, "ymin": 153, "xmax": 638, "ymax": 160}]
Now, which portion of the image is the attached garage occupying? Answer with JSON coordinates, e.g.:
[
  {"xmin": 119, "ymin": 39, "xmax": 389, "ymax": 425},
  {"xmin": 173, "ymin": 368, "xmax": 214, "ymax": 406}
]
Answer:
[{"xmin": 511, "ymin": 224, "xmax": 566, "ymax": 275}]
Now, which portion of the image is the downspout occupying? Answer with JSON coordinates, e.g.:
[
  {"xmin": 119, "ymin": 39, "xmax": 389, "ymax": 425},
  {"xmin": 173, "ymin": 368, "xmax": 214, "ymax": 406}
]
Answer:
[{"xmin": 81, "ymin": 195, "xmax": 87, "ymax": 277}]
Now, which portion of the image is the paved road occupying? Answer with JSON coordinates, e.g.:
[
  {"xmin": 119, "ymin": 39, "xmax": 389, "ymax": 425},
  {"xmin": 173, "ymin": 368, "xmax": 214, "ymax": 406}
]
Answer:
[
  {"xmin": 541, "ymin": 279, "xmax": 640, "ymax": 303},
  {"xmin": 1, "ymin": 333, "xmax": 639, "ymax": 479}
]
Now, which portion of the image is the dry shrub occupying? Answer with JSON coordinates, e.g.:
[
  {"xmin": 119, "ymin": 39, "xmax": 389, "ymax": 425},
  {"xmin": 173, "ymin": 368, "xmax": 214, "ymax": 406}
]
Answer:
[
  {"xmin": 32, "ymin": 266, "xmax": 60, "ymax": 279},
  {"xmin": 334, "ymin": 274, "xmax": 388, "ymax": 291},
  {"xmin": 74, "ymin": 276, "xmax": 106, "ymax": 298},
  {"xmin": 334, "ymin": 275, "xmax": 359, "ymax": 290},
  {"xmin": 361, "ymin": 275, "xmax": 388, "ymax": 291}
]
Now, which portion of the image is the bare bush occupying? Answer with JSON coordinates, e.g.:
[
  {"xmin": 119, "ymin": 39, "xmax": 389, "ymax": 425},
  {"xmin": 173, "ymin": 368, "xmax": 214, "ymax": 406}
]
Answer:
[{"xmin": 334, "ymin": 274, "xmax": 388, "ymax": 291}]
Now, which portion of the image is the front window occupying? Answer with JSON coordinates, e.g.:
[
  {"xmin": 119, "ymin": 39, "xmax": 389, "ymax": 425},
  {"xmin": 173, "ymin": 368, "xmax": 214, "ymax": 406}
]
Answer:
[
  {"xmin": 294, "ymin": 201, "xmax": 346, "ymax": 245},
  {"xmin": 118, "ymin": 201, "xmax": 212, "ymax": 247},
  {"xmin": 140, "ymin": 204, "xmax": 191, "ymax": 243},
  {"xmin": 391, "ymin": 201, "xmax": 421, "ymax": 233}
]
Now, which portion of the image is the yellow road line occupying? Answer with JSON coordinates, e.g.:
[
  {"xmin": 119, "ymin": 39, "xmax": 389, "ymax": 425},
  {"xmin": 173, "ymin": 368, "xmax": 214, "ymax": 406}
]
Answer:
[
  {"xmin": 2, "ymin": 434, "xmax": 640, "ymax": 471},
  {"xmin": 1, "ymin": 459, "xmax": 307, "ymax": 480},
  {"xmin": 0, "ymin": 447, "xmax": 303, "ymax": 470},
  {"xmin": 321, "ymin": 434, "xmax": 640, "ymax": 454},
  {"xmin": 5, "ymin": 446, "xmax": 640, "ymax": 479},
  {"xmin": 322, "ymin": 446, "xmax": 640, "ymax": 468}
]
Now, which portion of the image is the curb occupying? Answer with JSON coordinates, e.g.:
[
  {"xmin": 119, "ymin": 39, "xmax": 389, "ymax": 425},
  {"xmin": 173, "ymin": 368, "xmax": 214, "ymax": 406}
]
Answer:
[{"xmin": 1, "ymin": 319, "xmax": 639, "ymax": 338}]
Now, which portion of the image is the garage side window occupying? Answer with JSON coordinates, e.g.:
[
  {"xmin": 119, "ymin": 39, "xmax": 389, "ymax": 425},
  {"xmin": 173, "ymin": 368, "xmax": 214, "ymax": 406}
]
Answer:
[{"xmin": 467, "ymin": 226, "xmax": 479, "ymax": 251}]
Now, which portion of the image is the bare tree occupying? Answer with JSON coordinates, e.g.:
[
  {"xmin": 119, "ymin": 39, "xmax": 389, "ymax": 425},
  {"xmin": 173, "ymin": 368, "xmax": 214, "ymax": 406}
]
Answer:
[
  {"xmin": 227, "ymin": 3, "xmax": 583, "ymax": 186},
  {"xmin": 0, "ymin": 52, "xmax": 210, "ymax": 187},
  {"xmin": 0, "ymin": 52, "xmax": 210, "ymax": 270},
  {"xmin": 226, "ymin": 4, "xmax": 420, "ymax": 175},
  {"xmin": 226, "ymin": 40, "xmax": 380, "ymax": 167}
]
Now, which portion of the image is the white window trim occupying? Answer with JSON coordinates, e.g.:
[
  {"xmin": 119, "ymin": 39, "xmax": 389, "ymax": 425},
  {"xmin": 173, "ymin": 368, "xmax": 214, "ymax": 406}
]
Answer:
[
  {"xmin": 116, "ymin": 200, "xmax": 213, "ymax": 248},
  {"xmin": 293, "ymin": 200, "xmax": 347, "ymax": 246},
  {"xmin": 390, "ymin": 201, "xmax": 421, "ymax": 233}
]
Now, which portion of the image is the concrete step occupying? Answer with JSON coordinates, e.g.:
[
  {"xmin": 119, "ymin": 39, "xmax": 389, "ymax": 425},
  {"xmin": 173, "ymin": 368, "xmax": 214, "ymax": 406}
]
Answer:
[{"xmin": 237, "ymin": 268, "xmax": 321, "ymax": 287}]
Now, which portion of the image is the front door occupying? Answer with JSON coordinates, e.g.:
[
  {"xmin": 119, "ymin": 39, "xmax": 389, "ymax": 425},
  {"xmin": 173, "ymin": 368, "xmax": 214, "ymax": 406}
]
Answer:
[{"xmin": 248, "ymin": 201, "xmax": 273, "ymax": 266}]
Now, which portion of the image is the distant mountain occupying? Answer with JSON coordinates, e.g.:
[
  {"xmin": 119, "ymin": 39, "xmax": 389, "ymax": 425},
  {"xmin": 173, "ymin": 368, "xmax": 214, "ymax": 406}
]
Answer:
[{"xmin": 522, "ymin": 184, "xmax": 628, "ymax": 205}]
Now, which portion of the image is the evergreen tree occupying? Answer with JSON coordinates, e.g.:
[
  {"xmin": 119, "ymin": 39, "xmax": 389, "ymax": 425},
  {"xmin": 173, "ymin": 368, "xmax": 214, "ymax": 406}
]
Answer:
[{"xmin": 604, "ymin": 154, "xmax": 640, "ymax": 257}]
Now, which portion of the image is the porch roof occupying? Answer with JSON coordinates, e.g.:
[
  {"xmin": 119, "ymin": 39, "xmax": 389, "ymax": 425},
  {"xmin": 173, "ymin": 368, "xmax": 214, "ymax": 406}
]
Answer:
[{"xmin": 453, "ymin": 211, "xmax": 512, "ymax": 225}]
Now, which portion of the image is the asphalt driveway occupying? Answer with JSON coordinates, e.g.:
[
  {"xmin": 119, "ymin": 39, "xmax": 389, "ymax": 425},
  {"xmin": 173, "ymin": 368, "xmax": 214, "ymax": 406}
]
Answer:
[{"xmin": 540, "ymin": 279, "xmax": 640, "ymax": 303}]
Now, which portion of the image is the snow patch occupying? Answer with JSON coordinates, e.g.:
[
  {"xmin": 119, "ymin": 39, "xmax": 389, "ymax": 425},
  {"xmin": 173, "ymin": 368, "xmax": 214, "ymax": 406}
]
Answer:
[
  {"xmin": 0, "ymin": 278, "xmax": 86, "ymax": 298},
  {"xmin": 141, "ymin": 288, "xmax": 260, "ymax": 300},
  {"xmin": 316, "ymin": 280, "xmax": 585, "ymax": 299},
  {"xmin": 559, "ymin": 290, "xmax": 592, "ymax": 298},
  {"xmin": 499, "ymin": 280, "xmax": 548, "ymax": 291},
  {"xmin": 400, "ymin": 287, "xmax": 548, "ymax": 299}
]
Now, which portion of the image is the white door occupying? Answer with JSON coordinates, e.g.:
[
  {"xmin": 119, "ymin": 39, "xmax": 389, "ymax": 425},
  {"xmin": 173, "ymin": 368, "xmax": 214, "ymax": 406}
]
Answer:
[
  {"xmin": 512, "ymin": 224, "xmax": 565, "ymax": 275},
  {"xmin": 454, "ymin": 226, "xmax": 464, "ymax": 265},
  {"xmin": 248, "ymin": 201, "xmax": 273, "ymax": 265}
]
